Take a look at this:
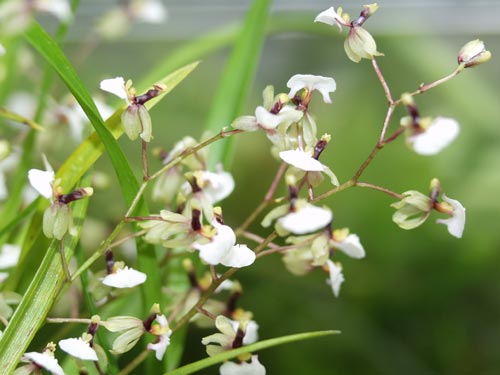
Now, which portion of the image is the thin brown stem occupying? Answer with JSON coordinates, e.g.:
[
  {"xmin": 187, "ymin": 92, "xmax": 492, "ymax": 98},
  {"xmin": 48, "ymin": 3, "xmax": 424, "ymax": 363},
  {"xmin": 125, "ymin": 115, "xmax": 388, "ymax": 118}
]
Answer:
[
  {"xmin": 150, "ymin": 129, "xmax": 243, "ymax": 181},
  {"xmin": 394, "ymin": 67, "xmax": 463, "ymax": 105},
  {"xmin": 372, "ymin": 58, "xmax": 394, "ymax": 104},
  {"xmin": 378, "ymin": 104, "xmax": 396, "ymax": 143},
  {"xmin": 355, "ymin": 182, "xmax": 404, "ymax": 200},
  {"xmin": 311, "ymin": 180, "xmax": 355, "ymax": 202},
  {"xmin": 265, "ymin": 162, "xmax": 287, "ymax": 202},
  {"xmin": 142, "ymin": 140, "xmax": 149, "ymax": 180},
  {"xmin": 241, "ymin": 231, "xmax": 279, "ymax": 249},
  {"xmin": 236, "ymin": 162, "xmax": 288, "ymax": 235}
]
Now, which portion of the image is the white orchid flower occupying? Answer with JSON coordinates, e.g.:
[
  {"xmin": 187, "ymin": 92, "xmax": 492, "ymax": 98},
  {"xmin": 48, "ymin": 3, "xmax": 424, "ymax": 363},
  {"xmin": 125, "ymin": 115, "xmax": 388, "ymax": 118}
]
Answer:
[
  {"xmin": 407, "ymin": 117, "xmax": 459, "ymax": 155},
  {"xmin": 193, "ymin": 221, "xmax": 255, "ymax": 268},
  {"xmin": 287, "ymin": 74, "xmax": 337, "ymax": 103}
]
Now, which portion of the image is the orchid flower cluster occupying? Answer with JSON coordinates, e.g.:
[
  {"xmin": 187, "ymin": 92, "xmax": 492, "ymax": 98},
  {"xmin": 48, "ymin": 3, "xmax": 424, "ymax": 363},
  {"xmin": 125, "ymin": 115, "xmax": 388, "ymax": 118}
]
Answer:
[{"xmin": 0, "ymin": 2, "xmax": 492, "ymax": 375}]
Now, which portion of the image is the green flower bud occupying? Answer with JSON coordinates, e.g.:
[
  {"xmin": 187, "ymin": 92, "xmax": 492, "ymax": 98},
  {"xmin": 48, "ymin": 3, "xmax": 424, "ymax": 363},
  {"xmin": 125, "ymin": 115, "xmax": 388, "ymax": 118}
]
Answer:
[
  {"xmin": 121, "ymin": 105, "xmax": 142, "ymax": 141},
  {"xmin": 391, "ymin": 191, "xmax": 433, "ymax": 230},
  {"xmin": 344, "ymin": 26, "xmax": 383, "ymax": 63},
  {"xmin": 43, "ymin": 202, "xmax": 73, "ymax": 240},
  {"xmin": 121, "ymin": 104, "xmax": 152, "ymax": 142},
  {"xmin": 457, "ymin": 39, "xmax": 492, "ymax": 68}
]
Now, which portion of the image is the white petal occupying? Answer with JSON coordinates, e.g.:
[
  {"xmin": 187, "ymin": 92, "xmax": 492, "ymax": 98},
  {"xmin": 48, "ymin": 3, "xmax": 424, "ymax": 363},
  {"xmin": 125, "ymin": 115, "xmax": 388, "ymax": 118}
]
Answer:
[
  {"xmin": 202, "ymin": 170, "xmax": 235, "ymax": 203},
  {"xmin": 279, "ymin": 149, "xmax": 324, "ymax": 171},
  {"xmin": 0, "ymin": 43, "xmax": 5, "ymax": 56},
  {"xmin": 314, "ymin": 7, "xmax": 343, "ymax": 32},
  {"xmin": 35, "ymin": 0, "xmax": 72, "ymax": 21},
  {"xmin": 278, "ymin": 204, "xmax": 332, "ymax": 235},
  {"xmin": 28, "ymin": 168, "xmax": 54, "ymax": 199},
  {"xmin": 220, "ymin": 355, "xmax": 266, "ymax": 375},
  {"xmin": 100, "ymin": 77, "xmax": 128, "ymax": 102},
  {"xmin": 409, "ymin": 117, "xmax": 459, "ymax": 155},
  {"xmin": 326, "ymin": 260, "xmax": 344, "ymax": 297},
  {"xmin": 193, "ymin": 222, "xmax": 236, "ymax": 265},
  {"xmin": 287, "ymin": 74, "xmax": 336, "ymax": 103},
  {"xmin": 102, "ymin": 267, "xmax": 147, "ymax": 288},
  {"xmin": 229, "ymin": 319, "xmax": 259, "ymax": 345},
  {"xmin": 22, "ymin": 352, "xmax": 64, "ymax": 375},
  {"xmin": 436, "ymin": 195, "xmax": 466, "ymax": 238},
  {"xmin": 59, "ymin": 338, "xmax": 98, "ymax": 361},
  {"xmin": 136, "ymin": 0, "xmax": 168, "ymax": 23},
  {"xmin": 255, "ymin": 106, "xmax": 283, "ymax": 130},
  {"xmin": 220, "ymin": 244, "xmax": 256, "ymax": 268},
  {"xmin": 147, "ymin": 331, "xmax": 172, "ymax": 360},
  {"xmin": 334, "ymin": 234, "xmax": 365, "ymax": 259},
  {"xmin": 0, "ymin": 244, "xmax": 21, "ymax": 269}
]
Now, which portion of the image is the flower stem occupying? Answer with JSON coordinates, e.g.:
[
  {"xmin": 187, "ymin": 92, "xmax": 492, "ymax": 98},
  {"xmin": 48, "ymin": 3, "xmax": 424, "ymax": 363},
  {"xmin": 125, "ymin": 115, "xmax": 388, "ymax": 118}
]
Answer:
[
  {"xmin": 355, "ymin": 182, "xmax": 404, "ymax": 200},
  {"xmin": 372, "ymin": 58, "xmax": 394, "ymax": 104},
  {"xmin": 394, "ymin": 67, "xmax": 462, "ymax": 105}
]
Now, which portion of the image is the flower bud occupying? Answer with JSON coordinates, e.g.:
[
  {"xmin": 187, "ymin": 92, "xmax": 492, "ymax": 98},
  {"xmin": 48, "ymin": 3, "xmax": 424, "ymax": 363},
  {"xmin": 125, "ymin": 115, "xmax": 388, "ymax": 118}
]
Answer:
[
  {"xmin": 43, "ymin": 202, "xmax": 73, "ymax": 240},
  {"xmin": 458, "ymin": 39, "xmax": 491, "ymax": 68},
  {"xmin": 344, "ymin": 26, "xmax": 383, "ymax": 63},
  {"xmin": 121, "ymin": 105, "xmax": 142, "ymax": 141},
  {"xmin": 391, "ymin": 191, "xmax": 433, "ymax": 230}
]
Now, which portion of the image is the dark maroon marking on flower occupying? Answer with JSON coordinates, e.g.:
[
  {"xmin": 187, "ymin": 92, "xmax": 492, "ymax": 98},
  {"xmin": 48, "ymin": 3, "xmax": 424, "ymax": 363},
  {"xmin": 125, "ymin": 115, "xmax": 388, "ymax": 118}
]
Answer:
[
  {"xmin": 134, "ymin": 86, "xmax": 163, "ymax": 106},
  {"xmin": 232, "ymin": 327, "xmax": 245, "ymax": 349},
  {"xmin": 143, "ymin": 312, "xmax": 157, "ymax": 331},
  {"xmin": 105, "ymin": 249, "xmax": 114, "ymax": 274},
  {"xmin": 313, "ymin": 139, "xmax": 328, "ymax": 160},
  {"xmin": 224, "ymin": 290, "xmax": 241, "ymax": 316},
  {"xmin": 270, "ymin": 100, "xmax": 284, "ymax": 115},
  {"xmin": 191, "ymin": 209, "xmax": 202, "ymax": 232},
  {"xmin": 58, "ymin": 188, "xmax": 89, "ymax": 204}
]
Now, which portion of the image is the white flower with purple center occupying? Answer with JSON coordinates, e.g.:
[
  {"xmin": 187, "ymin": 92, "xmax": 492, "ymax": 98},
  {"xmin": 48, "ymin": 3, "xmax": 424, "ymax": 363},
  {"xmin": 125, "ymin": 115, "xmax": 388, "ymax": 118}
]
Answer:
[
  {"xmin": 407, "ymin": 117, "xmax": 459, "ymax": 156},
  {"xmin": 193, "ymin": 221, "xmax": 255, "ymax": 268},
  {"xmin": 436, "ymin": 195, "xmax": 466, "ymax": 238},
  {"xmin": 287, "ymin": 74, "xmax": 337, "ymax": 104}
]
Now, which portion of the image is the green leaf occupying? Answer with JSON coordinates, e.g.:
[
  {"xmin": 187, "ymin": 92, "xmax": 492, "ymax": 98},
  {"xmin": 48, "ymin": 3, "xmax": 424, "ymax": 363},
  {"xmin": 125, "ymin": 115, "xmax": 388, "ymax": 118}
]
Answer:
[
  {"xmin": 205, "ymin": 0, "xmax": 272, "ymax": 170},
  {"xmin": 165, "ymin": 330, "xmax": 340, "ymax": 375}
]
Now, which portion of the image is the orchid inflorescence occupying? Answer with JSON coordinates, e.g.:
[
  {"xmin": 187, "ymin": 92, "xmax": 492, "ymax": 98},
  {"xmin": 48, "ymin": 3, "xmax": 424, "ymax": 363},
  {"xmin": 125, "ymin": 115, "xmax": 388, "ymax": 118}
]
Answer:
[{"xmin": 0, "ymin": 2, "xmax": 492, "ymax": 375}]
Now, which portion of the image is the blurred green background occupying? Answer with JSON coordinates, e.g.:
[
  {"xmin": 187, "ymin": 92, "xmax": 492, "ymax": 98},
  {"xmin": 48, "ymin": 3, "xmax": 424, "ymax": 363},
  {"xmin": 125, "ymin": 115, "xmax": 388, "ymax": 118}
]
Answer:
[{"xmin": 3, "ymin": 1, "xmax": 500, "ymax": 374}]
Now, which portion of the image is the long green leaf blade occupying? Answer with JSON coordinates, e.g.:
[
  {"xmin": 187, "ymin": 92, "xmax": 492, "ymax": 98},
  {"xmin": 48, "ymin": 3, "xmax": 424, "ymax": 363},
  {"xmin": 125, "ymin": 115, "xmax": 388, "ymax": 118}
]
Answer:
[
  {"xmin": 165, "ymin": 330, "xmax": 340, "ymax": 375},
  {"xmin": 205, "ymin": 0, "xmax": 272, "ymax": 170}
]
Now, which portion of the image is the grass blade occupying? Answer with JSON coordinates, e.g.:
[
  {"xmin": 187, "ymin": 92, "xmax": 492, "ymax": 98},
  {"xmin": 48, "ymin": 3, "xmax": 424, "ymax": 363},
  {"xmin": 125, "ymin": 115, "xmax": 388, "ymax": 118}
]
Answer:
[
  {"xmin": 165, "ymin": 330, "xmax": 340, "ymax": 375},
  {"xmin": 204, "ymin": 0, "xmax": 272, "ymax": 170}
]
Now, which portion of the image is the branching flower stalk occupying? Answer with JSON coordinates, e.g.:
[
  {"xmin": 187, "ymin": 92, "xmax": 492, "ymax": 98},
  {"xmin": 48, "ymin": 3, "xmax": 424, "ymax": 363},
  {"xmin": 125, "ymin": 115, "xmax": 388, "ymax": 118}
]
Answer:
[{"xmin": 0, "ymin": 2, "xmax": 492, "ymax": 375}]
